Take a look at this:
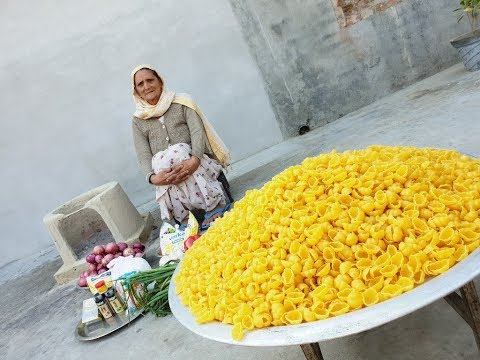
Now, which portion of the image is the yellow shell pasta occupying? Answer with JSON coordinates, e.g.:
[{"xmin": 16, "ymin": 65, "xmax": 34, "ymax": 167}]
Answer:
[{"xmin": 175, "ymin": 146, "xmax": 480, "ymax": 341}]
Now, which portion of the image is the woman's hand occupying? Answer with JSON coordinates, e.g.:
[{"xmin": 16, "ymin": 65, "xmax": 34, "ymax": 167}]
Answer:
[
  {"xmin": 150, "ymin": 166, "xmax": 189, "ymax": 186},
  {"xmin": 180, "ymin": 156, "xmax": 201, "ymax": 176},
  {"xmin": 150, "ymin": 156, "xmax": 200, "ymax": 186}
]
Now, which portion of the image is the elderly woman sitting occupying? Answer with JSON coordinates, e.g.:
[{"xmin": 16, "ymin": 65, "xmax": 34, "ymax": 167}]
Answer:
[{"xmin": 131, "ymin": 65, "xmax": 231, "ymax": 230}]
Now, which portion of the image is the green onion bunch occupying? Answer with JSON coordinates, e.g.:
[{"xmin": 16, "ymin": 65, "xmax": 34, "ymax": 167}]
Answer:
[{"xmin": 121, "ymin": 261, "xmax": 179, "ymax": 317}]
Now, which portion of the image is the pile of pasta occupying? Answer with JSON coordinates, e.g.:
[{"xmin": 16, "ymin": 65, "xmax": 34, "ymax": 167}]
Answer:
[{"xmin": 175, "ymin": 146, "xmax": 480, "ymax": 341}]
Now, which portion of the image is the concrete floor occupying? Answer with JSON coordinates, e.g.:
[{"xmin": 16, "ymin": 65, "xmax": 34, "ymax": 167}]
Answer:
[{"xmin": 2, "ymin": 63, "xmax": 480, "ymax": 360}]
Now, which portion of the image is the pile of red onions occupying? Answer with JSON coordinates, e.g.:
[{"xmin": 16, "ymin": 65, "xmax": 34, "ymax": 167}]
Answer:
[{"xmin": 78, "ymin": 242, "xmax": 145, "ymax": 287}]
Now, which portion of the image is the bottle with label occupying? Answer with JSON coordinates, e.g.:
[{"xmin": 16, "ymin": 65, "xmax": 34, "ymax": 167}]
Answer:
[
  {"xmin": 105, "ymin": 287, "xmax": 126, "ymax": 314},
  {"xmin": 94, "ymin": 293, "xmax": 114, "ymax": 319}
]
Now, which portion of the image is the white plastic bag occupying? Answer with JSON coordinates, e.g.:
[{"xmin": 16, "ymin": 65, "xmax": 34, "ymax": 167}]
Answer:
[{"xmin": 107, "ymin": 255, "xmax": 151, "ymax": 281}]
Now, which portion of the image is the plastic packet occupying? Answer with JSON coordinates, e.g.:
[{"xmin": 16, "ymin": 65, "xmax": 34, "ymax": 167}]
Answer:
[
  {"xmin": 87, "ymin": 271, "xmax": 114, "ymax": 295},
  {"xmin": 158, "ymin": 223, "xmax": 185, "ymax": 265},
  {"xmin": 81, "ymin": 298, "xmax": 101, "ymax": 323},
  {"xmin": 158, "ymin": 212, "xmax": 199, "ymax": 265},
  {"xmin": 183, "ymin": 212, "xmax": 199, "ymax": 241},
  {"xmin": 106, "ymin": 256, "xmax": 152, "ymax": 316},
  {"xmin": 115, "ymin": 271, "xmax": 144, "ymax": 316}
]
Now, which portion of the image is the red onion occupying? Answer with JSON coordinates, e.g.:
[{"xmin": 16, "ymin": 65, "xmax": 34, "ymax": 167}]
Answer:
[
  {"xmin": 92, "ymin": 245, "xmax": 105, "ymax": 255},
  {"xmin": 95, "ymin": 254, "xmax": 104, "ymax": 264},
  {"xmin": 98, "ymin": 267, "xmax": 107, "ymax": 274},
  {"xmin": 114, "ymin": 253, "xmax": 121, "ymax": 258},
  {"xmin": 96, "ymin": 263, "xmax": 103, "ymax": 271},
  {"xmin": 135, "ymin": 252, "xmax": 144, "ymax": 257},
  {"xmin": 117, "ymin": 242, "xmax": 128, "ymax": 252},
  {"xmin": 105, "ymin": 242, "xmax": 119, "ymax": 254},
  {"xmin": 133, "ymin": 242, "xmax": 145, "ymax": 251},
  {"xmin": 81, "ymin": 271, "xmax": 89, "ymax": 278},
  {"xmin": 90, "ymin": 270, "xmax": 98, "ymax": 276},
  {"xmin": 85, "ymin": 254, "xmax": 96, "ymax": 264},
  {"xmin": 88, "ymin": 263, "xmax": 97, "ymax": 272},
  {"xmin": 78, "ymin": 277, "xmax": 88, "ymax": 287},
  {"xmin": 102, "ymin": 254, "xmax": 115, "ymax": 266},
  {"xmin": 123, "ymin": 247, "xmax": 135, "ymax": 257}
]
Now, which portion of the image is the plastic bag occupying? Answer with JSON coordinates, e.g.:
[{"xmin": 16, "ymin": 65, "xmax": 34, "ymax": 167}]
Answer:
[{"xmin": 107, "ymin": 255, "xmax": 151, "ymax": 281}]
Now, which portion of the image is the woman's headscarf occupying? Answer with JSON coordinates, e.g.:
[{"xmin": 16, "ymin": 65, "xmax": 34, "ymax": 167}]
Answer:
[
  {"xmin": 131, "ymin": 65, "xmax": 231, "ymax": 168},
  {"xmin": 131, "ymin": 64, "xmax": 176, "ymax": 119}
]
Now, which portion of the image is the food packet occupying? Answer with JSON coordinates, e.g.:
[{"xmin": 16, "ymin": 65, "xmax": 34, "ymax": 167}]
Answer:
[
  {"xmin": 115, "ymin": 271, "xmax": 144, "ymax": 316},
  {"xmin": 158, "ymin": 223, "xmax": 184, "ymax": 257},
  {"xmin": 183, "ymin": 212, "xmax": 199, "ymax": 241},
  {"xmin": 86, "ymin": 271, "xmax": 114, "ymax": 295},
  {"xmin": 108, "ymin": 256, "xmax": 152, "ymax": 316},
  {"xmin": 81, "ymin": 298, "xmax": 101, "ymax": 323},
  {"xmin": 158, "ymin": 212, "xmax": 198, "ymax": 266}
]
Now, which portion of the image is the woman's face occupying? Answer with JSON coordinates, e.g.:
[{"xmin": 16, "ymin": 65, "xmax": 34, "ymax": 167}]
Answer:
[{"xmin": 134, "ymin": 69, "xmax": 163, "ymax": 105}]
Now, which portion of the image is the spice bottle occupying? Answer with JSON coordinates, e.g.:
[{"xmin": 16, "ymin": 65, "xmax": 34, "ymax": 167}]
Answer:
[
  {"xmin": 105, "ymin": 287, "xmax": 125, "ymax": 314},
  {"xmin": 94, "ymin": 293, "xmax": 114, "ymax": 319},
  {"xmin": 95, "ymin": 280, "xmax": 108, "ymax": 294}
]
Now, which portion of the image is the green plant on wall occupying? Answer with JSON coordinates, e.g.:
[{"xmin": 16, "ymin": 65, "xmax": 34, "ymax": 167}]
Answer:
[{"xmin": 456, "ymin": 0, "xmax": 480, "ymax": 33}]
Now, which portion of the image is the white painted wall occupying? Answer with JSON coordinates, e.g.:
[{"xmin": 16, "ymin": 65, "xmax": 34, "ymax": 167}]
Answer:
[{"xmin": 0, "ymin": 0, "xmax": 282, "ymax": 267}]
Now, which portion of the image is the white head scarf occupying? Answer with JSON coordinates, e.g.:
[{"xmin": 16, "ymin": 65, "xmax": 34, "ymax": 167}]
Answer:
[{"xmin": 131, "ymin": 64, "xmax": 175, "ymax": 119}]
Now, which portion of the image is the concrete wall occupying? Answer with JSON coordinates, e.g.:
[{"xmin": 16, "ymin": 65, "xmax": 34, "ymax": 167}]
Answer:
[
  {"xmin": 229, "ymin": 0, "xmax": 469, "ymax": 137},
  {"xmin": 0, "ymin": 0, "xmax": 282, "ymax": 267}
]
